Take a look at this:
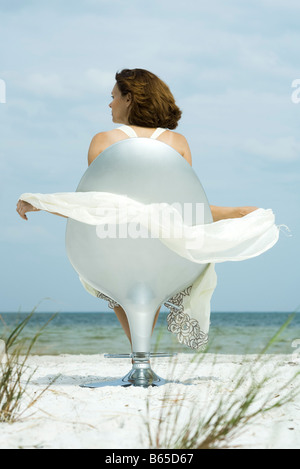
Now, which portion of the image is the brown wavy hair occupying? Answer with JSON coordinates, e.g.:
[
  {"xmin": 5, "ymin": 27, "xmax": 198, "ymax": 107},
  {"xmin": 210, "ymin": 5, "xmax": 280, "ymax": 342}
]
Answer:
[{"xmin": 115, "ymin": 69, "xmax": 182, "ymax": 129}]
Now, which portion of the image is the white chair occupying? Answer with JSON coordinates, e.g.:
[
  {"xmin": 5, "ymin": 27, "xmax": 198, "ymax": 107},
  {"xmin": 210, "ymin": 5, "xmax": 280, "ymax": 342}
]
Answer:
[{"xmin": 65, "ymin": 138, "xmax": 212, "ymax": 387}]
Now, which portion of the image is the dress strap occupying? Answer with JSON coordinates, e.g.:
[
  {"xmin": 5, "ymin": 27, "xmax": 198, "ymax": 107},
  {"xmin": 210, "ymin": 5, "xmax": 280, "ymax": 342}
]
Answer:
[
  {"xmin": 117, "ymin": 125, "xmax": 138, "ymax": 138},
  {"xmin": 150, "ymin": 128, "xmax": 167, "ymax": 139},
  {"xmin": 117, "ymin": 125, "xmax": 167, "ymax": 139}
]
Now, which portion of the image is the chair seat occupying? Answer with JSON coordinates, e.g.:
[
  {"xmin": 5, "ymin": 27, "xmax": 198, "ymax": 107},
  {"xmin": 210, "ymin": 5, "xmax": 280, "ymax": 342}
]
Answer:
[{"xmin": 65, "ymin": 138, "xmax": 212, "ymax": 355}]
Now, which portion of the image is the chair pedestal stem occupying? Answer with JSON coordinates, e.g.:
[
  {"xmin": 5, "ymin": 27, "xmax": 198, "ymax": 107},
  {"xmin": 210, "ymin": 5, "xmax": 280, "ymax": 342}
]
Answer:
[{"xmin": 122, "ymin": 352, "xmax": 165, "ymax": 387}]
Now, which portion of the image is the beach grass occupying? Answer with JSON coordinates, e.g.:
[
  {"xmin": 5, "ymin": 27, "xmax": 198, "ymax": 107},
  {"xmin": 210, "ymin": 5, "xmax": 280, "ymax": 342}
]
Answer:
[
  {"xmin": 145, "ymin": 313, "xmax": 300, "ymax": 449},
  {"xmin": 0, "ymin": 307, "xmax": 56, "ymax": 423},
  {"xmin": 0, "ymin": 308, "xmax": 299, "ymax": 448}
]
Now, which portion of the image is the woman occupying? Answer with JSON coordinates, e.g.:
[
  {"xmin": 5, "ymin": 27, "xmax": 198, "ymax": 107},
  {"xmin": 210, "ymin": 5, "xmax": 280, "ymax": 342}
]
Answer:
[{"xmin": 16, "ymin": 68, "xmax": 258, "ymax": 345}]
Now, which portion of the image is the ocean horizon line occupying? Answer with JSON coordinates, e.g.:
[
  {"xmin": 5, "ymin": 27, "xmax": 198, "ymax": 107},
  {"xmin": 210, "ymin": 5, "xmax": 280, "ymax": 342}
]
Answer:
[{"xmin": 1, "ymin": 310, "xmax": 298, "ymax": 314}]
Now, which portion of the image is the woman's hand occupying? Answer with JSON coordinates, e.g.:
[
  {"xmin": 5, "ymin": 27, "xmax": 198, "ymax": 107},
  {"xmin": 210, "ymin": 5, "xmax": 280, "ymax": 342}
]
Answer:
[{"xmin": 16, "ymin": 200, "xmax": 41, "ymax": 220}]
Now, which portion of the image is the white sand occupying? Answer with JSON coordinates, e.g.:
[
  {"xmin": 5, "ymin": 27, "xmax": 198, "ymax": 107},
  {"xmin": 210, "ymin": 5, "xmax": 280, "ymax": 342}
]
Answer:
[{"xmin": 0, "ymin": 353, "xmax": 299, "ymax": 449}]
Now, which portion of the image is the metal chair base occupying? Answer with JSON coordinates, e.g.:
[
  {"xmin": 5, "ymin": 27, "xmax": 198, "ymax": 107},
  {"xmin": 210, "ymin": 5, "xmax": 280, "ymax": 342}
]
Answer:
[{"xmin": 80, "ymin": 352, "xmax": 174, "ymax": 388}]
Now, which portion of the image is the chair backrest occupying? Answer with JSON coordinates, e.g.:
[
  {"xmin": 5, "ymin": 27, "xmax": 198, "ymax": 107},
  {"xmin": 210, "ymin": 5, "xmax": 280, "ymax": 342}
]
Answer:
[{"xmin": 65, "ymin": 138, "xmax": 212, "ymax": 316}]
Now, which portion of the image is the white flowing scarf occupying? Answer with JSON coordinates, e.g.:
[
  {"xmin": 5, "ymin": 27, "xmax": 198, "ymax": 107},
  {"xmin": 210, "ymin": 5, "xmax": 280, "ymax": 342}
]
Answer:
[{"xmin": 19, "ymin": 191, "xmax": 280, "ymax": 343}]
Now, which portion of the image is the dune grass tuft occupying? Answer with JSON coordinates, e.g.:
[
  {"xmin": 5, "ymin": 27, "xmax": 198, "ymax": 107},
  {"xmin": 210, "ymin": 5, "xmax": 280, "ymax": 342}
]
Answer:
[
  {"xmin": 145, "ymin": 313, "xmax": 300, "ymax": 449},
  {"xmin": 0, "ymin": 308, "xmax": 55, "ymax": 423}
]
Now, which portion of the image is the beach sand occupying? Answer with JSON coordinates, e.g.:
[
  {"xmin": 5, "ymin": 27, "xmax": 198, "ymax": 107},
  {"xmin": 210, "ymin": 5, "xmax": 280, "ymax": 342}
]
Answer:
[{"xmin": 0, "ymin": 353, "xmax": 299, "ymax": 449}]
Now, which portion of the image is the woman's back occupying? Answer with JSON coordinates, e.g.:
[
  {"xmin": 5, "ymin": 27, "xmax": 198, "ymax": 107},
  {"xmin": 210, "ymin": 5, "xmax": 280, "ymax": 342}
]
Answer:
[{"xmin": 87, "ymin": 125, "xmax": 192, "ymax": 167}]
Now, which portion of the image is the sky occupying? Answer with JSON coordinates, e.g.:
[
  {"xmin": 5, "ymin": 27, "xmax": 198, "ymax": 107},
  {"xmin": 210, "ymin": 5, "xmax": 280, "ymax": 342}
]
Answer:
[{"xmin": 0, "ymin": 0, "xmax": 299, "ymax": 313}]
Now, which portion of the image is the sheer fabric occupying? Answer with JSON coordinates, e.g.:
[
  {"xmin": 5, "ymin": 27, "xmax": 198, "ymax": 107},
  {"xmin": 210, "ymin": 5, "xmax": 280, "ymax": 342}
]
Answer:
[{"xmin": 19, "ymin": 191, "xmax": 279, "ymax": 349}]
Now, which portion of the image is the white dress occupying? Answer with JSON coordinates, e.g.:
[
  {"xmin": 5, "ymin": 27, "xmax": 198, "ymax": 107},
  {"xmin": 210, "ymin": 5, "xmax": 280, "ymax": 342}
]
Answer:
[{"xmin": 19, "ymin": 126, "xmax": 280, "ymax": 350}]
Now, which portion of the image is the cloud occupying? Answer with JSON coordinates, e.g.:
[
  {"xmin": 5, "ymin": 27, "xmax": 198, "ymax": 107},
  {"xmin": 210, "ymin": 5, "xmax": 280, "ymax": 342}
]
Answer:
[
  {"xmin": 84, "ymin": 69, "xmax": 113, "ymax": 93},
  {"xmin": 181, "ymin": 88, "xmax": 291, "ymax": 137},
  {"xmin": 22, "ymin": 73, "xmax": 65, "ymax": 98},
  {"xmin": 19, "ymin": 69, "xmax": 113, "ymax": 99},
  {"xmin": 243, "ymin": 136, "xmax": 300, "ymax": 162},
  {"xmin": 260, "ymin": 0, "xmax": 300, "ymax": 9}
]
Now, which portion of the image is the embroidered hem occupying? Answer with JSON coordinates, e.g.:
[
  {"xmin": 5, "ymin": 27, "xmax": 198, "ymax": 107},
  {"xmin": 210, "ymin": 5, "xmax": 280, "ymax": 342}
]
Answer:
[
  {"xmin": 164, "ymin": 286, "xmax": 209, "ymax": 350},
  {"xmin": 96, "ymin": 291, "xmax": 120, "ymax": 310},
  {"xmin": 95, "ymin": 284, "xmax": 208, "ymax": 351}
]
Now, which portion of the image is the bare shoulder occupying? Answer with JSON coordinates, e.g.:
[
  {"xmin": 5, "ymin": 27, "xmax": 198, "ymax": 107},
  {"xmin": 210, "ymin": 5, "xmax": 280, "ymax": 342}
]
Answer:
[
  {"xmin": 168, "ymin": 130, "xmax": 189, "ymax": 146},
  {"xmin": 160, "ymin": 130, "xmax": 192, "ymax": 166},
  {"xmin": 87, "ymin": 130, "xmax": 124, "ymax": 166},
  {"xmin": 88, "ymin": 132, "xmax": 107, "ymax": 166}
]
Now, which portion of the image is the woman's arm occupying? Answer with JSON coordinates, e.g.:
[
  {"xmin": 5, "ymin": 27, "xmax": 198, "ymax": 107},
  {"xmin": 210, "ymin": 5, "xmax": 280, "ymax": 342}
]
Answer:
[
  {"xmin": 16, "ymin": 200, "xmax": 68, "ymax": 220},
  {"xmin": 210, "ymin": 205, "xmax": 258, "ymax": 221}
]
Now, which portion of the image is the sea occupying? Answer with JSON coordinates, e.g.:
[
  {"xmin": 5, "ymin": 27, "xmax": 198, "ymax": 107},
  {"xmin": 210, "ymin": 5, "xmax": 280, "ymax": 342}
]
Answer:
[{"xmin": 1, "ymin": 311, "xmax": 300, "ymax": 356}]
